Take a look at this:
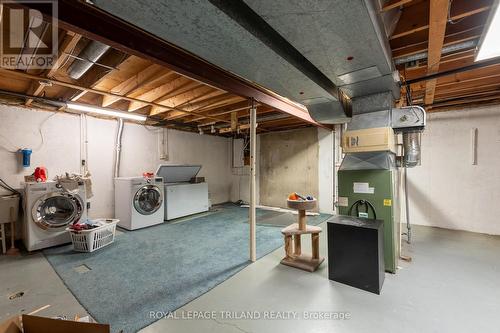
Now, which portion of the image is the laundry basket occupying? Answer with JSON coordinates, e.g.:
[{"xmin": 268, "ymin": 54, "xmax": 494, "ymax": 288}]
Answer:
[{"xmin": 67, "ymin": 219, "xmax": 119, "ymax": 253}]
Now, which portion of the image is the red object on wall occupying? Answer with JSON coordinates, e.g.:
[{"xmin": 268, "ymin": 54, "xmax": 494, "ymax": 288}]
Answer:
[{"xmin": 34, "ymin": 167, "xmax": 48, "ymax": 182}]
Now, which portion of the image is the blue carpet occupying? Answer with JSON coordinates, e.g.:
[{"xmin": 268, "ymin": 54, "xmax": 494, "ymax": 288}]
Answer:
[{"xmin": 43, "ymin": 203, "xmax": 331, "ymax": 333}]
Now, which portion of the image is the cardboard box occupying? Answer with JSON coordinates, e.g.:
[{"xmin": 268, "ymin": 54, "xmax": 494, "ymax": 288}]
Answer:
[{"xmin": 0, "ymin": 315, "xmax": 109, "ymax": 333}]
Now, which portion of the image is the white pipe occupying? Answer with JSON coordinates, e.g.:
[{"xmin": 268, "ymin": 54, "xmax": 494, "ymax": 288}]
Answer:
[
  {"xmin": 80, "ymin": 114, "xmax": 89, "ymax": 175},
  {"xmin": 471, "ymin": 128, "xmax": 478, "ymax": 165},
  {"xmin": 249, "ymin": 100, "xmax": 257, "ymax": 262},
  {"xmin": 404, "ymin": 166, "xmax": 411, "ymax": 244},
  {"xmin": 114, "ymin": 118, "xmax": 124, "ymax": 178}
]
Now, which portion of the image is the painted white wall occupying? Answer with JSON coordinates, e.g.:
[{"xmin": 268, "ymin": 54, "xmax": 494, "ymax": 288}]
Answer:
[
  {"xmin": 407, "ymin": 105, "xmax": 500, "ymax": 235},
  {"xmin": 0, "ymin": 104, "xmax": 232, "ymax": 219}
]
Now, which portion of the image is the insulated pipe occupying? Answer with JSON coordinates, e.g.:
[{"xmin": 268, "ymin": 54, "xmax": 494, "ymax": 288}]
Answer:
[
  {"xmin": 114, "ymin": 118, "xmax": 124, "ymax": 179},
  {"xmin": 68, "ymin": 41, "xmax": 111, "ymax": 80}
]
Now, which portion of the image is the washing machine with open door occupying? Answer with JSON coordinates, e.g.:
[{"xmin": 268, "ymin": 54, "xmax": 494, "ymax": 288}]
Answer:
[{"xmin": 23, "ymin": 181, "xmax": 87, "ymax": 251}]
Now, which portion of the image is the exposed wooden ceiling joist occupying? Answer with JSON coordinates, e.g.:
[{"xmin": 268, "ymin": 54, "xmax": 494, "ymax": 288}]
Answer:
[
  {"xmin": 423, "ymin": 0, "xmax": 450, "ymax": 105},
  {"xmin": 382, "ymin": 0, "xmax": 414, "ymax": 12},
  {"xmin": 25, "ymin": 32, "xmax": 82, "ymax": 106},
  {"xmin": 0, "ymin": 68, "xmax": 234, "ymax": 124},
  {"xmin": 101, "ymin": 64, "xmax": 173, "ymax": 107},
  {"xmin": 390, "ymin": 0, "xmax": 491, "ymax": 40}
]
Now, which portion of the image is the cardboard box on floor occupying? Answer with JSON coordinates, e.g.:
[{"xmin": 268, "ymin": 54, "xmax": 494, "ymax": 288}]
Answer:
[{"xmin": 0, "ymin": 315, "xmax": 109, "ymax": 333}]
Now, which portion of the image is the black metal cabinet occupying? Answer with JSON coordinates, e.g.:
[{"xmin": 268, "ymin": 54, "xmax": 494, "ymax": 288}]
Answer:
[{"xmin": 327, "ymin": 216, "xmax": 385, "ymax": 294}]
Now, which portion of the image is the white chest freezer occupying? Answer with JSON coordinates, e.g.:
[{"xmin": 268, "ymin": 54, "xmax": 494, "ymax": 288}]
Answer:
[{"xmin": 156, "ymin": 165, "xmax": 209, "ymax": 220}]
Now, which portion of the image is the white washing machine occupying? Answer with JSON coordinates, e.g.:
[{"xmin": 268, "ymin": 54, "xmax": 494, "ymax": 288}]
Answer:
[
  {"xmin": 114, "ymin": 177, "xmax": 164, "ymax": 230},
  {"xmin": 23, "ymin": 181, "xmax": 87, "ymax": 251}
]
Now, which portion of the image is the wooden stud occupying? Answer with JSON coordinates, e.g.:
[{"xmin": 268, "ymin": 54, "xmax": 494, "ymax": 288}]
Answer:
[
  {"xmin": 293, "ymin": 234, "xmax": 301, "ymax": 256},
  {"xmin": 284, "ymin": 235, "xmax": 293, "ymax": 259},
  {"xmin": 230, "ymin": 111, "xmax": 238, "ymax": 131},
  {"xmin": 312, "ymin": 233, "xmax": 320, "ymax": 260}
]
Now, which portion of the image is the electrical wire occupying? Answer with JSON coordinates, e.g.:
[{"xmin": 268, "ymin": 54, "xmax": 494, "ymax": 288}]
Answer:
[
  {"xmin": 400, "ymin": 70, "xmax": 414, "ymax": 106},
  {"xmin": 0, "ymin": 178, "xmax": 21, "ymax": 196},
  {"xmin": 0, "ymin": 109, "xmax": 59, "ymax": 153},
  {"xmin": 33, "ymin": 111, "xmax": 59, "ymax": 152}
]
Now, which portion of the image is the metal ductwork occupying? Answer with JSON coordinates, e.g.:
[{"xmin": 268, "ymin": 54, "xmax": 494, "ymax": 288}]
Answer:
[
  {"xmin": 68, "ymin": 41, "xmax": 111, "ymax": 80},
  {"xmin": 92, "ymin": 0, "xmax": 400, "ymax": 125},
  {"xmin": 341, "ymin": 92, "xmax": 426, "ymax": 170}
]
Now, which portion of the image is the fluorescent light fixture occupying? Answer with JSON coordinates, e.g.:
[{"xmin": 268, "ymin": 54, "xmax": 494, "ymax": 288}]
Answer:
[
  {"xmin": 476, "ymin": 1, "xmax": 500, "ymax": 61},
  {"xmin": 66, "ymin": 102, "xmax": 147, "ymax": 121}
]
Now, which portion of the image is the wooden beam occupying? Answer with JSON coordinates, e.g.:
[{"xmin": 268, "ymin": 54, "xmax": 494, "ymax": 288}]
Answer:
[
  {"xmin": 428, "ymin": 98, "xmax": 500, "ymax": 112},
  {"xmin": 68, "ymin": 49, "xmax": 129, "ymax": 102},
  {"xmin": 149, "ymin": 85, "xmax": 214, "ymax": 116},
  {"xmin": 186, "ymin": 100, "xmax": 255, "ymax": 122},
  {"xmin": 382, "ymin": 0, "xmax": 413, "ymax": 12},
  {"xmin": 405, "ymin": 56, "xmax": 500, "ymax": 85},
  {"xmin": 424, "ymin": 0, "xmax": 450, "ymax": 105},
  {"xmin": 390, "ymin": 0, "xmax": 491, "ymax": 40},
  {"xmin": 410, "ymin": 67, "xmax": 500, "ymax": 97},
  {"xmin": 430, "ymin": 93, "xmax": 500, "ymax": 108},
  {"xmin": 25, "ymin": 32, "xmax": 82, "ymax": 105},
  {"xmin": 166, "ymin": 93, "xmax": 238, "ymax": 120},
  {"xmin": 101, "ymin": 64, "xmax": 172, "ymax": 107},
  {"xmin": 0, "ymin": 68, "xmax": 231, "ymax": 123},
  {"xmin": 127, "ymin": 74, "xmax": 185, "ymax": 111},
  {"xmin": 392, "ymin": 26, "xmax": 483, "ymax": 59},
  {"xmin": 193, "ymin": 106, "xmax": 276, "ymax": 126}
]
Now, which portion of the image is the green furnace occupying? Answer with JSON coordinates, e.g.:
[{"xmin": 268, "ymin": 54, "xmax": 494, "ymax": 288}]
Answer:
[{"xmin": 337, "ymin": 153, "xmax": 401, "ymax": 273}]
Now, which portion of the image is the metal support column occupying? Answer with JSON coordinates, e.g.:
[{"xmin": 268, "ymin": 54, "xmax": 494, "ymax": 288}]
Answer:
[{"xmin": 249, "ymin": 99, "xmax": 257, "ymax": 262}]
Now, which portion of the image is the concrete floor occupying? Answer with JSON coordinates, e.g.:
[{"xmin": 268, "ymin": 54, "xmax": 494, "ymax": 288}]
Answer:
[
  {"xmin": 1, "ymin": 224, "xmax": 500, "ymax": 332},
  {"xmin": 0, "ymin": 252, "xmax": 87, "ymax": 321}
]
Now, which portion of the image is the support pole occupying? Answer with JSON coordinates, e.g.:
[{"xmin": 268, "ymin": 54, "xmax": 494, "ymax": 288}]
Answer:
[{"xmin": 249, "ymin": 99, "xmax": 257, "ymax": 262}]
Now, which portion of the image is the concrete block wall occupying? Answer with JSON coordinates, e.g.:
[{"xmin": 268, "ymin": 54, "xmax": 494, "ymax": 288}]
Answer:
[{"xmin": 257, "ymin": 127, "xmax": 335, "ymax": 214}]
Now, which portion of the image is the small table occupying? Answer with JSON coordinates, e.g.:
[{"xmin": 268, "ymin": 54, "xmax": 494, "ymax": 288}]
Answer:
[{"xmin": 280, "ymin": 199, "xmax": 324, "ymax": 272}]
